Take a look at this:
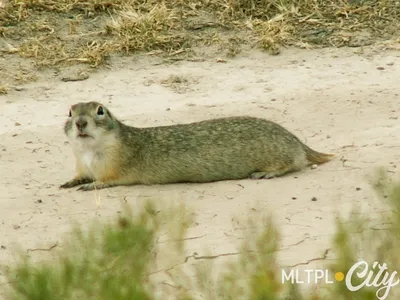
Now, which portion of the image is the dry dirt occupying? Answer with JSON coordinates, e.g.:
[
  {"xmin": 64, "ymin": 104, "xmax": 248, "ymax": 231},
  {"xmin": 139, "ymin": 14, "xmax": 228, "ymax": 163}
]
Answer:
[{"xmin": 1, "ymin": 44, "xmax": 400, "ymax": 298}]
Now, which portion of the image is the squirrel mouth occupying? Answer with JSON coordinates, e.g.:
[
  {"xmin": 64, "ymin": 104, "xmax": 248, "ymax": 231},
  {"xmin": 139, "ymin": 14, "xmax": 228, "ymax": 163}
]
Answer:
[{"xmin": 77, "ymin": 132, "xmax": 91, "ymax": 138}]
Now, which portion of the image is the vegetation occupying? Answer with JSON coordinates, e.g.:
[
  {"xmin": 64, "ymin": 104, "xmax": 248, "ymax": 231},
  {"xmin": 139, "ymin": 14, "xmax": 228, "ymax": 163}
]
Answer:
[
  {"xmin": 1, "ymin": 0, "xmax": 399, "ymax": 68},
  {"xmin": 3, "ymin": 168, "xmax": 400, "ymax": 299}
]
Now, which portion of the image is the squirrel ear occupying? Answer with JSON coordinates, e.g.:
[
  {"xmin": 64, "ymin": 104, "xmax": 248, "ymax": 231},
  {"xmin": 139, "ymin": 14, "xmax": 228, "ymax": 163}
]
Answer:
[
  {"xmin": 68, "ymin": 109, "xmax": 72, "ymax": 117},
  {"xmin": 97, "ymin": 105, "xmax": 105, "ymax": 116}
]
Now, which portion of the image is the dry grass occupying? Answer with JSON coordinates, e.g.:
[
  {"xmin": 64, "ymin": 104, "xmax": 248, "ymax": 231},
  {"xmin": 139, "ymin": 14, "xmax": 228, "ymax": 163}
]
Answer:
[
  {"xmin": 105, "ymin": 4, "xmax": 189, "ymax": 54},
  {"xmin": 160, "ymin": 74, "xmax": 199, "ymax": 93},
  {"xmin": 0, "ymin": 84, "xmax": 8, "ymax": 94},
  {"xmin": 0, "ymin": 0, "xmax": 399, "ymax": 68}
]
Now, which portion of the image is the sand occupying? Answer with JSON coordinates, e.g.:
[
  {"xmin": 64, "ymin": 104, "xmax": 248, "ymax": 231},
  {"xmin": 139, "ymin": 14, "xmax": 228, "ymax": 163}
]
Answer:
[{"xmin": 1, "ymin": 45, "xmax": 399, "ymax": 298}]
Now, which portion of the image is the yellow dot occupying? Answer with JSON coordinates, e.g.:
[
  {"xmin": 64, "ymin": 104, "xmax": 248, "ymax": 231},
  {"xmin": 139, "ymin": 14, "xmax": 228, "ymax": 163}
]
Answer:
[{"xmin": 335, "ymin": 272, "xmax": 344, "ymax": 282}]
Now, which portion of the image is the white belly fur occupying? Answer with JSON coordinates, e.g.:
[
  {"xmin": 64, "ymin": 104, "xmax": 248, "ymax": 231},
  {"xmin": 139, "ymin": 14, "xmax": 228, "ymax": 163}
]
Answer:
[
  {"xmin": 71, "ymin": 138, "xmax": 102, "ymax": 178},
  {"xmin": 82, "ymin": 150, "xmax": 95, "ymax": 171},
  {"xmin": 69, "ymin": 133, "xmax": 117, "ymax": 180}
]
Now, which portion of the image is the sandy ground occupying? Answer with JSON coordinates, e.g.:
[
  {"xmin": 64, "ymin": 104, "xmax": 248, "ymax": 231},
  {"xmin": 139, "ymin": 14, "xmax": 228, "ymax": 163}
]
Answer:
[{"xmin": 1, "ymin": 46, "xmax": 400, "ymax": 298}]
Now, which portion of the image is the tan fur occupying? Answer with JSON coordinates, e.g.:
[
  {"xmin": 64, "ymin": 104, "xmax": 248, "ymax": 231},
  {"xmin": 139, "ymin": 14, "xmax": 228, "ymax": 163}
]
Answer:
[{"xmin": 60, "ymin": 101, "xmax": 335, "ymax": 191}]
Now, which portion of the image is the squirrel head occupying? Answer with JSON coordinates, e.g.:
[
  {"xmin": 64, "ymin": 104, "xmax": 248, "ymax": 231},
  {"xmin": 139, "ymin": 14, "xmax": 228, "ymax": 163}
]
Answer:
[{"xmin": 64, "ymin": 101, "xmax": 119, "ymax": 142}]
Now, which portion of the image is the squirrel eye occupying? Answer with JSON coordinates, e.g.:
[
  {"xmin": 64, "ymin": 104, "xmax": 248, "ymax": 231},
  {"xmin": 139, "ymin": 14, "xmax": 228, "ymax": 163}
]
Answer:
[
  {"xmin": 68, "ymin": 109, "xmax": 72, "ymax": 117},
  {"xmin": 97, "ymin": 106, "xmax": 104, "ymax": 116}
]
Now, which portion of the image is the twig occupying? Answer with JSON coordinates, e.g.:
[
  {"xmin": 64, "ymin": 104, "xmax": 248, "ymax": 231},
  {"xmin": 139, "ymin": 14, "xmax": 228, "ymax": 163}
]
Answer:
[
  {"xmin": 26, "ymin": 242, "xmax": 58, "ymax": 252},
  {"xmin": 286, "ymin": 248, "xmax": 331, "ymax": 268}
]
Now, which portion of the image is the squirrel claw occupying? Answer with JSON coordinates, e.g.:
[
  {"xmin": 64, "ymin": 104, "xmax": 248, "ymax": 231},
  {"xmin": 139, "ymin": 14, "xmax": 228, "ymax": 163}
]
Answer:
[
  {"xmin": 61, "ymin": 178, "xmax": 94, "ymax": 190},
  {"xmin": 60, "ymin": 181, "xmax": 77, "ymax": 189},
  {"xmin": 77, "ymin": 184, "xmax": 94, "ymax": 191},
  {"xmin": 77, "ymin": 182, "xmax": 113, "ymax": 191}
]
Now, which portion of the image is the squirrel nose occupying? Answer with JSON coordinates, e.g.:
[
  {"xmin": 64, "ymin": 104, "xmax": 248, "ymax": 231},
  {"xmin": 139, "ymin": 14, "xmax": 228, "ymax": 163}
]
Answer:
[{"xmin": 75, "ymin": 119, "xmax": 88, "ymax": 131}]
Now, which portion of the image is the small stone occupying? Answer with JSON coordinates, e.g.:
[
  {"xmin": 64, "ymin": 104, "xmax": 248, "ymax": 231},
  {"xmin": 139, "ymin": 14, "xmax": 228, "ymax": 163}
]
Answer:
[
  {"xmin": 61, "ymin": 71, "xmax": 89, "ymax": 82},
  {"xmin": 377, "ymin": 66, "xmax": 385, "ymax": 70},
  {"xmin": 311, "ymin": 197, "xmax": 317, "ymax": 202},
  {"xmin": 356, "ymin": 187, "xmax": 361, "ymax": 191},
  {"xmin": 292, "ymin": 197, "xmax": 297, "ymax": 200},
  {"xmin": 311, "ymin": 164, "xmax": 318, "ymax": 169},
  {"xmin": 15, "ymin": 122, "xmax": 21, "ymax": 126}
]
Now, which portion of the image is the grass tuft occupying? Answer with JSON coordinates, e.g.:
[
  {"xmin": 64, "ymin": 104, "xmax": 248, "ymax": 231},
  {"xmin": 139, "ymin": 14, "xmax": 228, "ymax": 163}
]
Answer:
[
  {"xmin": 0, "ymin": 84, "xmax": 9, "ymax": 94},
  {"xmin": 105, "ymin": 4, "xmax": 189, "ymax": 54}
]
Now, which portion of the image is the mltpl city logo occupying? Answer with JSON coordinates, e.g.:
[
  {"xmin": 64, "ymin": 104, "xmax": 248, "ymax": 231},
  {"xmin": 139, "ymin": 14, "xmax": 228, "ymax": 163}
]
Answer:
[{"xmin": 281, "ymin": 260, "xmax": 400, "ymax": 300}]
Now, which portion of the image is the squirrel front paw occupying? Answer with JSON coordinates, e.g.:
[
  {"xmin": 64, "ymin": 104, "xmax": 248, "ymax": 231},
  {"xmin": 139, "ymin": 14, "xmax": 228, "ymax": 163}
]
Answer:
[{"xmin": 60, "ymin": 177, "xmax": 93, "ymax": 189}]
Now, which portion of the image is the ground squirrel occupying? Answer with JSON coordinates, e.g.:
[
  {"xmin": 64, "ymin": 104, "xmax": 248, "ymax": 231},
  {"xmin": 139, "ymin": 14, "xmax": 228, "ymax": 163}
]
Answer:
[{"xmin": 60, "ymin": 101, "xmax": 335, "ymax": 191}]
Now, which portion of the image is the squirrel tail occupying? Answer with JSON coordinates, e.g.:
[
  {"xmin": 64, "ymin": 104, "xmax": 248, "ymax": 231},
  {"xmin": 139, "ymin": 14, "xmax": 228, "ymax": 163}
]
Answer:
[{"xmin": 303, "ymin": 144, "xmax": 336, "ymax": 165}]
